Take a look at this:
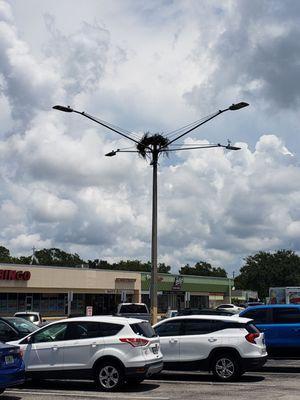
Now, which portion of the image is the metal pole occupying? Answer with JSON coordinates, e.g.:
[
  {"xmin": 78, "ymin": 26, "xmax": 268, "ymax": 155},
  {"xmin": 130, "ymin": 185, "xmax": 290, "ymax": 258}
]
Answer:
[
  {"xmin": 229, "ymin": 278, "xmax": 232, "ymax": 304},
  {"xmin": 150, "ymin": 147, "xmax": 158, "ymax": 324}
]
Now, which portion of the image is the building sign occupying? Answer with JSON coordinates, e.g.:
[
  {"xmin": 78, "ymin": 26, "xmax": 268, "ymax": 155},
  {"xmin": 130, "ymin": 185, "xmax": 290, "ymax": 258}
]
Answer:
[
  {"xmin": 86, "ymin": 306, "xmax": 93, "ymax": 316},
  {"xmin": 172, "ymin": 276, "xmax": 184, "ymax": 291},
  {"xmin": 0, "ymin": 270, "xmax": 31, "ymax": 281}
]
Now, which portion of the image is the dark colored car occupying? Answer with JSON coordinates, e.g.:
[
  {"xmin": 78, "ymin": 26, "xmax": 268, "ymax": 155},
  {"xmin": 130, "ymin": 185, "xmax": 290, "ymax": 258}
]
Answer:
[
  {"xmin": 240, "ymin": 304, "xmax": 300, "ymax": 357},
  {"xmin": 0, "ymin": 317, "xmax": 38, "ymax": 343},
  {"xmin": 177, "ymin": 308, "xmax": 234, "ymax": 317},
  {"xmin": 0, "ymin": 343, "xmax": 25, "ymax": 395}
]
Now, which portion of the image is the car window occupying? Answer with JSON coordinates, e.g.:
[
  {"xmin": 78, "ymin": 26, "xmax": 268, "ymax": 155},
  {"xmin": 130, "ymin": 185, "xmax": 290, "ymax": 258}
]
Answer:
[
  {"xmin": 182, "ymin": 319, "xmax": 213, "ymax": 335},
  {"xmin": 0, "ymin": 321, "xmax": 17, "ymax": 341},
  {"xmin": 65, "ymin": 322, "xmax": 123, "ymax": 340},
  {"xmin": 241, "ymin": 308, "xmax": 268, "ymax": 324},
  {"xmin": 32, "ymin": 323, "xmax": 68, "ymax": 343},
  {"xmin": 119, "ymin": 304, "xmax": 148, "ymax": 313},
  {"xmin": 272, "ymin": 308, "xmax": 300, "ymax": 324},
  {"xmin": 154, "ymin": 320, "xmax": 182, "ymax": 337},
  {"xmin": 130, "ymin": 322, "xmax": 157, "ymax": 338},
  {"xmin": 6, "ymin": 317, "xmax": 37, "ymax": 334},
  {"xmin": 15, "ymin": 314, "xmax": 39, "ymax": 323}
]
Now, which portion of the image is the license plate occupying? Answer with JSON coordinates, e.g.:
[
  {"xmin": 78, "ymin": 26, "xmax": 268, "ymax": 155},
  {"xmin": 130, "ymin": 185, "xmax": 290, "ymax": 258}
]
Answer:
[
  {"xmin": 5, "ymin": 355, "xmax": 14, "ymax": 365},
  {"xmin": 152, "ymin": 344, "xmax": 159, "ymax": 354}
]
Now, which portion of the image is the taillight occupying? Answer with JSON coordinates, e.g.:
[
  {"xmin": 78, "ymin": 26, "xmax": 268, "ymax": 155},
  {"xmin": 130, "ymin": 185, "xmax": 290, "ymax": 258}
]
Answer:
[
  {"xmin": 119, "ymin": 338, "xmax": 149, "ymax": 347},
  {"xmin": 245, "ymin": 333, "xmax": 260, "ymax": 344}
]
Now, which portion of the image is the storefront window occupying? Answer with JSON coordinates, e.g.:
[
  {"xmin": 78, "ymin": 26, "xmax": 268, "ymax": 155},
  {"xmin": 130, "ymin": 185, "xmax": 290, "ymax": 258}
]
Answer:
[
  {"xmin": 18, "ymin": 294, "xmax": 25, "ymax": 311},
  {"xmin": 33, "ymin": 294, "xmax": 41, "ymax": 310},
  {"xmin": 41, "ymin": 294, "xmax": 49, "ymax": 312},
  {"xmin": 58, "ymin": 294, "xmax": 65, "ymax": 313},
  {"xmin": 158, "ymin": 294, "xmax": 168, "ymax": 313},
  {"xmin": 7, "ymin": 293, "xmax": 17, "ymax": 313},
  {"xmin": 0, "ymin": 293, "xmax": 7, "ymax": 313},
  {"xmin": 49, "ymin": 295, "xmax": 58, "ymax": 311},
  {"xmin": 190, "ymin": 295, "xmax": 209, "ymax": 309}
]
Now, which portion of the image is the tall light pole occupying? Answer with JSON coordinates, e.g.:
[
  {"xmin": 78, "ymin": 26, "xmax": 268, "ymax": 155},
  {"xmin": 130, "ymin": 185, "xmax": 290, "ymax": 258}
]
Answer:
[{"xmin": 53, "ymin": 102, "xmax": 249, "ymax": 324}]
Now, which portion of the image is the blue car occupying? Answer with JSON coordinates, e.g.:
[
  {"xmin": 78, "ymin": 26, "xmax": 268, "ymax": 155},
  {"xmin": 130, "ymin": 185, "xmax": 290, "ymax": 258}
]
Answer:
[
  {"xmin": 240, "ymin": 304, "xmax": 300, "ymax": 357},
  {"xmin": 0, "ymin": 343, "xmax": 25, "ymax": 395}
]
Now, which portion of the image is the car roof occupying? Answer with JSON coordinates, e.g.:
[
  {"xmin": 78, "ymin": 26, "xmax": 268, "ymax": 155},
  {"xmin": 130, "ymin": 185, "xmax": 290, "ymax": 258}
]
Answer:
[
  {"xmin": 154, "ymin": 314, "xmax": 251, "ymax": 325},
  {"xmin": 241, "ymin": 304, "xmax": 300, "ymax": 310},
  {"xmin": 14, "ymin": 311, "xmax": 40, "ymax": 315},
  {"xmin": 43, "ymin": 315, "xmax": 146, "ymax": 325}
]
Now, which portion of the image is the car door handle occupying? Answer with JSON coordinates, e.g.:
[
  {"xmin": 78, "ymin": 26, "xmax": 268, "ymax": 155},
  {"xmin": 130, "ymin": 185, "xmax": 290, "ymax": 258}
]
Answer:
[
  {"xmin": 52, "ymin": 346, "xmax": 58, "ymax": 351},
  {"xmin": 169, "ymin": 338, "xmax": 178, "ymax": 344},
  {"xmin": 91, "ymin": 342, "xmax": 97, "ymax": 348},
  {"xmin": 208, "ymin": 338, "xmax": 217, "ymax": 342}
]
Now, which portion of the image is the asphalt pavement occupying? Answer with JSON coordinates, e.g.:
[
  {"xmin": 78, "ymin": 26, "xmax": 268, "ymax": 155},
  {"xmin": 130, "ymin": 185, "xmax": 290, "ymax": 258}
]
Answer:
[{"xmin": 4, "ymin": 359, "xmax": 300, "ymax": 400}]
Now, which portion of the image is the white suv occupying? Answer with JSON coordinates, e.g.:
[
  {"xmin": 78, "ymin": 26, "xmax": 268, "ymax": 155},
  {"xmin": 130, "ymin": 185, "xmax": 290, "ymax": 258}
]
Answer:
[
  {"xmin": 8, "ymin": 316, "xmax": 163, "ymax": 391},
  {"xmin": 153, "ymin": 315, "xmax": 267, "ymax": 381}
]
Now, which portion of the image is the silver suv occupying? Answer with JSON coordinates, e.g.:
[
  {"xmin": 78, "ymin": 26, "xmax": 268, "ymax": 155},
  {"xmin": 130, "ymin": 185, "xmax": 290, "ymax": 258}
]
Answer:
[
  {"xmin": 9, "ymin": 316, "xmax": 163, "ymax": 391},
  {"xmin": 154, "ymin": 315, "xmax": 267, "ymax": 381}
]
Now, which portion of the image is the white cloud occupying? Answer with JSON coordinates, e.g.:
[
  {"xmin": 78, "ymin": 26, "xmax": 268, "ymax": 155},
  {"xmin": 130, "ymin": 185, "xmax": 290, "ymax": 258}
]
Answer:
[{"xmin": 0, "ymin": 1, "xmax": 300, "ymax": 273}]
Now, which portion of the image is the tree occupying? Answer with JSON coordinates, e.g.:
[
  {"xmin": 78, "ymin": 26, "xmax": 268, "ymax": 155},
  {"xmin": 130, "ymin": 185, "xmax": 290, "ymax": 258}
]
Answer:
[
  {"xmin": 179, "ymin": 261, "xmax": 227, "ymax": 277},
  {"xmin": 0, "ymin": 246, "xmax": 11, "ymax": 263},
  {"xmin": 158, "ymin": 263, "xmax": 171, "ymax": 273},
  {"xmin": 235, "ymin": 250, "xmax": 300, "ymax": 299},
  {"xmin": 30, "ymin": 248, "xmax": 84, "ymax": 267}
]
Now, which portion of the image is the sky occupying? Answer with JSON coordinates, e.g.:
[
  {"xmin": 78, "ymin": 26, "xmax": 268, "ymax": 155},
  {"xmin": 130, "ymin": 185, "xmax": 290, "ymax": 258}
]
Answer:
[{"xmin": 1, "ymin": 0, "xmax": 300, "ymax": 275}]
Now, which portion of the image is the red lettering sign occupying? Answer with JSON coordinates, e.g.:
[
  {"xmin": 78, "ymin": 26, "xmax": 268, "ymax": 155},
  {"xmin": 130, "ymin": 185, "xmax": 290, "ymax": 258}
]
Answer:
[
  {"xmin": 9, "ymin": 270, "xmax": 17, "ymax": 280},
  {"xmin": 0, "ymin": 270, "xmax": 31, "ymax": 281},
  {"xmin": 22, "ymin": 271, "xmax": 31, "ymax": 281}
]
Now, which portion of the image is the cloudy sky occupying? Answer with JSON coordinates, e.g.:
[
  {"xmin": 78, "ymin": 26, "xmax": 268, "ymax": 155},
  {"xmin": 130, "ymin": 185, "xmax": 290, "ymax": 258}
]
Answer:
[{"xmin": 1, "ymin": 0, "xmax": 300, "ymax": 275}]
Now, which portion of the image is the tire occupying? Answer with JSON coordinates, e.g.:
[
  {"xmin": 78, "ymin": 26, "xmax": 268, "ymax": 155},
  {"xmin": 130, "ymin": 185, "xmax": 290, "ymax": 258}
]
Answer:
[
  {"xmin": 94, "ymin": 360, "xmax": 124, "ymax": 392},
  {"xmin": 126, "ymin": 377, "xmax": 145, "ymax": 386},
  {"xmin": 211, "ymin": 353, "xmax": 241, "ymax": 382}
]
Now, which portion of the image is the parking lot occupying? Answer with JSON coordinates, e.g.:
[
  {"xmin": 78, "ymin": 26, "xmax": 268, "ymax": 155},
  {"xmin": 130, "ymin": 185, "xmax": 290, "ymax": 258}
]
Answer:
[{"xmin": 3, "ymin": 359, "xmax": 300, "ymax": 400}]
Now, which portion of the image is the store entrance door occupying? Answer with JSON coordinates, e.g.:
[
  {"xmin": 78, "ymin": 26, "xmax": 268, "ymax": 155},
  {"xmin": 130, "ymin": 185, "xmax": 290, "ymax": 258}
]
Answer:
[{"xmin": 25, "ymin": 296, "xmax": 33, "ymax": 311}]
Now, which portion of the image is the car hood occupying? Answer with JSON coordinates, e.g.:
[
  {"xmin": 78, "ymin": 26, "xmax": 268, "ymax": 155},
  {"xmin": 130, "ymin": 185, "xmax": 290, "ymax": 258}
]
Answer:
[{"xmin": 7, "ymin": 339, "xmax": 22, "ymax": 346}]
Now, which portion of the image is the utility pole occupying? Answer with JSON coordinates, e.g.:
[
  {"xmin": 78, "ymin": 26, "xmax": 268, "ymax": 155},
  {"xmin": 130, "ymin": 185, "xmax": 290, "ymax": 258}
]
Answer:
[
  {"xmin": 150, "ymin": 146, "xmax": 158, "ymax": 324},
  {"xmin": 53, "ymin": 102, "xmax": 249, "ymax": 325}
]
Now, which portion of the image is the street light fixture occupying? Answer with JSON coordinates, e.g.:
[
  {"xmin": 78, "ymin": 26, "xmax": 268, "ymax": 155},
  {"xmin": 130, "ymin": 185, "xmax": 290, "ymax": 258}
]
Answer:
[{"xmin": 53, "ymin": 101, "xmax": 249, "ymax": 324}]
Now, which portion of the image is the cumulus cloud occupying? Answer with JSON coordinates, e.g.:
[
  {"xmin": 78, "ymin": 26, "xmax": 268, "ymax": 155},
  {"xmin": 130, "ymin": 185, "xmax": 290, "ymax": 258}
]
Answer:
[
  {"xmin": 184, "ymin": 0, "xmax": 300, "ymax": 113},
  {"xmin": 43, "ymin": 14, "xmax": 110, "ymax": 95},
  {"xmin": 0, "ymin": 0, "xmax": 300, "ymax": 273}
]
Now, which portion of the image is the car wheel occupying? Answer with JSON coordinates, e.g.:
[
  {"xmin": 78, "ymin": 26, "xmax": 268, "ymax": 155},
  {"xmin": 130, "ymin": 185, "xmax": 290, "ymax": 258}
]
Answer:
[
  {"xmin": 126, "ymin": 377, "xmax": 145, "ymax": 385},
  {"xmin": 95, "ymin": 360, "xmax": 124, "ymax": 391},
  {"xmin": 211, "ymin": 353, "xmax": 241, "ymax": 382}
]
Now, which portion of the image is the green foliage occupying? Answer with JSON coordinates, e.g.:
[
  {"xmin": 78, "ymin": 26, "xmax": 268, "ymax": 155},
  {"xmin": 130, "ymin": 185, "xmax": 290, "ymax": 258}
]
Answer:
[
  {"xmin": 235, "ymin": 250, "xmax": 300, "ymax": 299},
  {"xmin": 179, "ymin": 261, "xmax": 227, "ymax": 277},
  {"xmin": 87, "ymin": 259, "xmax": 171, "ymax": 273},
  {"xmin": 0, "ymin": 246, "xmax": 11, "ymax": 263}
]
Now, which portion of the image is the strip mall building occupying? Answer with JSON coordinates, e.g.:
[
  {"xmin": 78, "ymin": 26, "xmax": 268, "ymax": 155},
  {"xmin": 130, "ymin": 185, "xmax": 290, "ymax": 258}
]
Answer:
[{"xmin": 0, "ymin": 264, "xmax": 233, "ymax": 317}]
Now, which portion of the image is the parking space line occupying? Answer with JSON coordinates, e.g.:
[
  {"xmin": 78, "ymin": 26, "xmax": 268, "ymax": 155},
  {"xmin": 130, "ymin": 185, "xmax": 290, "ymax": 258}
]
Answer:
[
  {"xmin": 145, "ymin": 379, "xmax": 277, "ymax": 387},
  {"xmin": 7, "ymin": 389, "xmax": 169, "ymax": 400}
]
